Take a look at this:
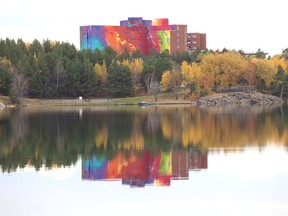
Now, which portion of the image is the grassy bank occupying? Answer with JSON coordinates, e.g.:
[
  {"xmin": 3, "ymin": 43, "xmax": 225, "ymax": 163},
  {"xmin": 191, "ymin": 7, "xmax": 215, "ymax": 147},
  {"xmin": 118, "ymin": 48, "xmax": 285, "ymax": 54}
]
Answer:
[{"xmin": 0, "ymin": 92, "xmax": 193, "ymax": 107}]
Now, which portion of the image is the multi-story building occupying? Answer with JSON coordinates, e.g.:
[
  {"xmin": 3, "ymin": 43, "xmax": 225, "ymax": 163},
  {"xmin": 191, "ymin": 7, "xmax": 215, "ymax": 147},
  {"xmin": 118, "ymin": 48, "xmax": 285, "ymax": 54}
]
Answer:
[
  {"xmin": 80, "ymin": 17, "xmax": 201, "ymax": 56},
  {"xmin": 80, "ymin": 17, "xmax": 206, "ymax": 55},
  {"xmin": 187, "ymin": 33, "xmax": 207, "ymax": 52}
]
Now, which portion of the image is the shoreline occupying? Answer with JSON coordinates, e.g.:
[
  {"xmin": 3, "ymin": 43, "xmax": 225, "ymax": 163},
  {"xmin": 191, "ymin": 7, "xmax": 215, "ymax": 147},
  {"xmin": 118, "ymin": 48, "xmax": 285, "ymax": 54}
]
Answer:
[{"xmin": 0, "ymin": 92, "xmax": 284, "ymax": 108}]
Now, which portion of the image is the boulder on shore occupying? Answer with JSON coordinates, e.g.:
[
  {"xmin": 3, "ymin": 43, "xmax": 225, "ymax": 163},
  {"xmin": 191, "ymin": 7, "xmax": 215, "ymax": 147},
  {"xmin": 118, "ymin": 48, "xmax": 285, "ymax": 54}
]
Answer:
[{"xmin": 196, "ymin": 92, "xmax": 283, "ymax": 106}]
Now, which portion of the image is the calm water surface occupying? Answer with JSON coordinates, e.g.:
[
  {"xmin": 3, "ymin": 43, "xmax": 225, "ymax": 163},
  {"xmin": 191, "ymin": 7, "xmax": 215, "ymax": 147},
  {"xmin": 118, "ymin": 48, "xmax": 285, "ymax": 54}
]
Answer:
[{"xmin": 1, "ymin": 105, "xmax": 288, "ymax": 216}]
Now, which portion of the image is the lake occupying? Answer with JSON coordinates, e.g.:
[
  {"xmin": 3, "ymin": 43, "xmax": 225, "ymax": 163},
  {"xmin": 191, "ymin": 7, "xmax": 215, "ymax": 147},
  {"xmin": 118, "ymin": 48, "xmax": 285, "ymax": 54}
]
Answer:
[{"xmin": 0, "ymin": 105, "xmax": 288, "ymax": 216}]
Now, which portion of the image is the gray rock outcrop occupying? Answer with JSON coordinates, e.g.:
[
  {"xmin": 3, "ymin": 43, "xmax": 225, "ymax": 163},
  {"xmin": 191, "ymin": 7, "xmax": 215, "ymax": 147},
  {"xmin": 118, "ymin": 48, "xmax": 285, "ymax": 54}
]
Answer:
[{"xmin": 196, "ymin": 92, "xmax": 283, "ymax": 106}]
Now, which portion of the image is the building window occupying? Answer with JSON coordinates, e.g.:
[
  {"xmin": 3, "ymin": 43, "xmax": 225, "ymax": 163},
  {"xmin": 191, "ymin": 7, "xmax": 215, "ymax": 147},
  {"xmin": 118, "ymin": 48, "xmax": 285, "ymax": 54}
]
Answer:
[
  {"xmin": 192, "ymin": 41, "xmax": 197, "ymax": 44},
  {"xmin": 192, "ymin": 46, "xmax": 197, "ymax": 49},
  {"xmin": 192, "ymin": 34, "xmax": 197, "ymax": 38},
  {"xmin": 177, "ymin": 44, "xmax": 180, "ymax": 49}
]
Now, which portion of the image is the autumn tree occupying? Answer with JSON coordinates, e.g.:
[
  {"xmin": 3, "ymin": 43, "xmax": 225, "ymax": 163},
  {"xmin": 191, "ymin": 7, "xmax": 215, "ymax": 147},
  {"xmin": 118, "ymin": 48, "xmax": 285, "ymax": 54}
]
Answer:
[
  {"xmin": 200, "ymin": 52, "xmax": 249, "ymax": 92},
  {"xmin": 270, "ymin": 55, "xmax": 287, "ymax": 73},
  {"xmin": 170, "ymin": 71, "xmax": 182, "ymax": 100},
  {"xmin": 181, "ymin": 61, "xmax": 202, "ymax": 96},
  {"xmin": 160, "ymin": 70, "xmax": 172, "ymax": 92},
  {"xmin": 218, "ymin": 52, "xmax": 248, "ymax": 86},
  {"xmin": 94, "ymin": 61, "xmax": 107, "ymax": 96},
  {"xmin": 160, "ymin": 70, "xmax": 182, "ymax": 99},
  {"xmin": 122, "ymin": 58, "xmax": 144, "ymax": 95},
  {"xmin": 250, "ymin": 58, "xmax": 277, "ymax": 91}
]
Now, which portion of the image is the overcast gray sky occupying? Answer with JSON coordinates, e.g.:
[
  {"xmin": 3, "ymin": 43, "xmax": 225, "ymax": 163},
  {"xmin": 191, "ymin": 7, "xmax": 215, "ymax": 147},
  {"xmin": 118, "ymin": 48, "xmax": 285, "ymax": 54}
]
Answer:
[{"xmin": 0, "ymin": 0, "xmax": 287, "ymax": 56}]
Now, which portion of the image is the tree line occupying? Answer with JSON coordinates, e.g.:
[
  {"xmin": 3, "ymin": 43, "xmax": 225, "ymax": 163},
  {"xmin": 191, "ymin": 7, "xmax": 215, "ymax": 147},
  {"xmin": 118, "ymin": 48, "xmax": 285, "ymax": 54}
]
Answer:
[{"xmin": 1, "ymin": 38, "xmax": 288, "ymax": 103}]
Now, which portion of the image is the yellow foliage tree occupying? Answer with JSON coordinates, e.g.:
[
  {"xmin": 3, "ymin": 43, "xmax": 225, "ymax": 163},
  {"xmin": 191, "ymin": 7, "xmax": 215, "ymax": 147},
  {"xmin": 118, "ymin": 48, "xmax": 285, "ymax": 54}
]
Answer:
[
  {"xmin": 201, "ymin": 52, "xmax": 250, "ymax": 91},
  {"xmin": 122, "ymin": 58, "xmax": 144, "ymax": 94},
  {"xmin": 270, "ymin": 55, "xmax": 287, "ymax": 73},
  {"xmin": 160, "ymin": 70, "xmax": 172, "ymax": 92},
  {"xmin": 94, "ymin": 61, "xmax": 107, "ymax": 96},
  {"xmin": 250, "ymin": 58, "xmax": 277, "ymax": 88},
  {"xmin": 94, "ymin": 61, "xmax": 107, "ymax": 82},
  {"xmin": 180, "ymin": 61, "xmax": 191, "ymax": 87},
  {"xmin": 200, "ymin": 53, "xmax": 221, "ymax": 92},
  {"xmin": 218, "ymin": 52, "xmax": 248, "ymax": 86},
  {"xmin": 242, "ymin": 62, "xmax": 257, "ymax": 86},
  {"xmin": 180, "ymin": 61, "xmax": 202, "ymax": 96}
]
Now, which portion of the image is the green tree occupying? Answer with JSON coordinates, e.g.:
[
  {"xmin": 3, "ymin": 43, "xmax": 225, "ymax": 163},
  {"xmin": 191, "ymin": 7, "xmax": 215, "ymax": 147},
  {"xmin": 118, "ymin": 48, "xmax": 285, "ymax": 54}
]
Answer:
[
  {"xmin": 79, "ymin": 58, "xmax": 98, "ymax": 98},
  {"xmin": 155, "ymin": 50, "xmax": 172, "ymax": 81},
  {"xmin": 107, "ymin": 61, "xmax": 132, "ymax": 97},
  {"xmin": 117, "ymin": 49, "xmax": 130, "ymax": 61},
  {"xmin": 131, "ymin": 49, "xmax": 143, "ymax": 59},
  {"xmin": 143, "ymin": 48, "xmax": 158, "ymax": 76},
  {"xmin": 271, "ymin": 66, "xmax": 288, "ymax": 99},
  {"xmin": 0, "ymin": 57, "xmax": 12, "ymax": 95},
  {"xmin": 103, "ymin": 46, "xmax": 116, "ymax": 68},
  {"xmin": 255, "ymin": 48, "xmax": 267, "ymax": 59}
]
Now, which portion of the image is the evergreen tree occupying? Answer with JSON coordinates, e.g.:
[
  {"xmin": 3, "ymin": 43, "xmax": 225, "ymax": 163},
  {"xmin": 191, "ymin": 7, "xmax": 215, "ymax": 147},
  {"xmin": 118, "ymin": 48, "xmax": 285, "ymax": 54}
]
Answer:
[
  {"xmin": 0, "ymin": 57, "xmax": 12, "ymax": 95},
  {"xmin": 107, "ymin": 61, "xmax": 132, "ymax": 97},
  {"xmin": 103, "ymin": 46, "xmax": 116, "ymax": 68},
  {"xmin": 155, "ymin": 49, "xmax": 172, "ymax": 81},
  {"xmin": 117, "ymin": 49, "xmax": 130, "ymax": 61}
]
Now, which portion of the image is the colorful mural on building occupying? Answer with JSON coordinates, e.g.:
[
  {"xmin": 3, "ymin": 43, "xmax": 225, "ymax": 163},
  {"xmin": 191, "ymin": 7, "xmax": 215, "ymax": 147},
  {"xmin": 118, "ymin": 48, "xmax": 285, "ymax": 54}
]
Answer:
[
  {"xmin": 82, "ymin": 149, "xmax": 207, "ymax": 187},
  {"xmin": 80, "ymin": 17, "xmax": 175, "ymax": 55}
]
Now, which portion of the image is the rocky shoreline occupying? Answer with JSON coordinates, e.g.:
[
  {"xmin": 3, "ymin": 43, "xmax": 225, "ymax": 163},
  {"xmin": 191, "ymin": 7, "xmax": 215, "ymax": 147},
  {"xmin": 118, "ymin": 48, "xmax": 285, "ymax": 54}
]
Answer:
[{"xmin": 196, "ymin": 92, "xmax": 283, "ymax": 106}]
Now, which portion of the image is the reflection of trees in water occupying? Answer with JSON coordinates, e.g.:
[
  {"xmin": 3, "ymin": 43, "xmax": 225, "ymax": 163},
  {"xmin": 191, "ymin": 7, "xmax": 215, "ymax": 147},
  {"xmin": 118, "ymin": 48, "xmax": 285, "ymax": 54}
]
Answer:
[
  {"xmin": 11, "ymin": 110, "xmax": 28, "ymax": 147},
  {"xmin": 146, "ymin": 108, "xmax": 161, "ymax": 135},
  {"xmin": 1, "ymin": 105, "xmax": 288, "ymax": 172},
  {"xmin": 199, "ymin": 105, "xmax": 285, "ymax": 148},
  {"xmin": 199, "ymin": 104, "xmax": 281, "ymax": 115}
]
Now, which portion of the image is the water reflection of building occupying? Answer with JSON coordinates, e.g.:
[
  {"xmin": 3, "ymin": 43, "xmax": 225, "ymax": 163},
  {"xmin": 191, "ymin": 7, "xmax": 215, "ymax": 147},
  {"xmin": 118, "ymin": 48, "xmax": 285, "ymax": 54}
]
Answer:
[{"xmin": 82, "ymin": 149, "xmax": 207, "ymax": 187}]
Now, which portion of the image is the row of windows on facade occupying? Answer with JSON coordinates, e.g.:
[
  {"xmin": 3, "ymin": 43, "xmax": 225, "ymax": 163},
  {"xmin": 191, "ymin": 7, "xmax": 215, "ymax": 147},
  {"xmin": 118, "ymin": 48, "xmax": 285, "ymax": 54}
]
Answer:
[
  {"xmin": 187, "ymin": 34, "xmax": 198, "ymax": 38},
  {"xmin": 187, "ymin": 41, "xmax": 197, "ymax": 44},
  {"xmin": 187, "ymin": 45, "xmax": 198, "ymax": 49}
]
